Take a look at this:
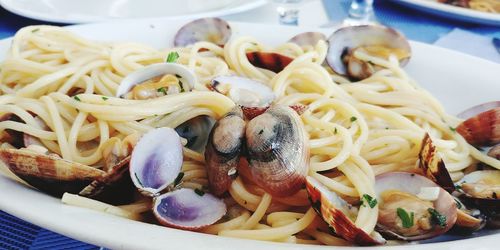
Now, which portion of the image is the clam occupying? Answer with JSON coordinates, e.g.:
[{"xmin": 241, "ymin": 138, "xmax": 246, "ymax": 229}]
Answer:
[
  {"xmin": 306, "ymin": 176, "xmax": 385, "ymax": 246},
  {"xmin": 457, "ymin": 170, "xmax": 500, "ymax": 208},
  {"xmin": 456, "ymin": 107, "xmax": 500, "ymax": 147},
  {"xmin": 153, "ymin": 188, "xmax": 226, "ymax": 230},
  {"xmin": 204, "ymin": 106, "xmax": 246, "ymax": 196},
  {"xmin": 488, "ymin": 144, "xmax": 500, "ymax": 160},
  {"xmin": 289, "ymin": 32, "xmax": 327, "ymax": 47},
  {"xmin": 418, "ymin": 133, "xmax": 455, "ymax": 192},
  {"xmin": 174, "ymin": 17, "xmax": 231, "ymax": 47},
  {"xmin": 175, "ymin": 115, "xmax": 215, "ymax": 153},
  {"xmin": 210, "ymin": 75, "xmax": 275, "ymax": 108},
  {"xmin": 246, "ymin": 52, "xmax": 294, "ymax": 73},
  {"xmin": 129, "ymin": 128, "xmax": 183, "ymax": 196},
  {"xmin": 326, "ymin": 25, "xmax": 411, "ymax": 80},
  {"xmin": 115, "ymin": 63, "xmax": 196, "ymax": 99},
  {"xmin": 457, "ymin": 101, "xmax": 500, "ymax": 120},
  {"xmin": 375, "ymin": 172, "xmax": 457, "ymax": 240},
  {"xmin": 245, "ymin": 105, "xmax": 309, "ymax": 197},
  {"xmin": 0, "ymin": 148, "xmax": 105, "ymax": 197},
  {"xmin": 453, "ymin": 198, "xmax": 486, "ymax": 232}
]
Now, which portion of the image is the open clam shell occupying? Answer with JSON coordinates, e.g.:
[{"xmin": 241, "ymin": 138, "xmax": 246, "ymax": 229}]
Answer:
[
  {"xmin": 210, "ymin": 75, "xmax": 275, "ymax": 108},
  {"xmin": 129, "ymin": 128, "xmax": 183, "ymax": 196},
  {"xmin": 375, "ymin": 172, "xmax": 457, "ymax": 241},
  {"xmin": 246, "ymin": 105, "xmax": 309, "ymax": 197},
  {"xmin": 246, "ymin": 51, "xmax": 294, "ymax": 73},
  {"xmin": 306, "ymin": 176, "xmax": 385, "ymax": 246},
  {"xmin": 0, "ymin": 148, "xmax": 105, "ymax": 197},
  {"xmin": 175, "ymin": 115, "xmax": 215, "ymax": 153},
  {"xmin": 174, "ymin": 17, "xmax": 231, "ymax": 47},
  {"xmin": 418, "ymin": 133, "xmax": 455, "ymax": 192},
  {"xmin": 453, "ymin": 198, "xmax": 486, "ymax": 233},
  {"xmin": 153, "ymin": 188, "xmax": 226, "ymax": 230},
  {"xmin": 457, "ymin": 170, "xmax": 500, "ymax": 212},
  {"xmin": 115, "ymin": 63, "xmax": 196, "ymax": 98},
  {"xmin": 204, "ymin": 106, "xmax": 246, "ymax": 196},
  {"xmin": 289, "ymin": 32, "xmax": 326, "ymax": 47},
  {"xmin": 326, "ymin": 25, "xmax": 411, "ymax": 76},
  {"xmin": 456, "ymin": 107, "xmax": 500, "ymax": 147}
]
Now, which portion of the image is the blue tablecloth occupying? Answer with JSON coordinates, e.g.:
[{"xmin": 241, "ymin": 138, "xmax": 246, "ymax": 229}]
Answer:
[{"xmin": 0, "ymin": 0, "xmax": 499, "ymax": 249}]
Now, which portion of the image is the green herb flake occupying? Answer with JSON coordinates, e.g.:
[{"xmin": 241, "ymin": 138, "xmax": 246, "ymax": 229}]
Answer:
[
  {"xmin": 73, "ymin": 95, "xmax": 81, "ymax": 102},
  {"xmin": 32, "ymin": 28, "xmax": 40, "ymax": 33},
  {"xmin": 179, "ymin": 81, "xmax": 185, "ymax": 93},
  {"xmin": 175, "ymin": 74, "xmax": 182, "ymax": 78},
  {"xmin": 350, "ymin": 116, "xmax": 357, "ymax": 122},
  {"xmin": 362, "ymin": 194, "xmax": 378, "ymax": 208},
  {"xmin": 173, "ymin": 172, "xmax": 184, "ymax": 186},
  {"xmin": 134, "ymin": 173, "xmax": 143, "ymax": 187},
  {"xmin": 334, "ymin": 127, "xmax": 338, "ymax": 134},
  {"xmin": 102, "ymin": 96, "xmax": 109, "ymax": 101},
  {"xmin": 428, "ymin": 208, "xmax": 447, "ymax": 227},
  {"xmin": 454, "ymin": 198, "xmax": 462, "ymax": 209},
  {"xmin": 157, "ymin": 87, "xmax": 167, "ymax": 95},
  {"xmin": 449, "ymin": 126, "xmax": 456, "ymax": 132},
  {"xmin": 455, "ymin": 184, "xmax": 462, "ymax": 190},
  {"xmin": 166, "ymin": 51, "xmax": 179, "ymax": 63},
  {"xmin": 194, "ymin": 188, "xmax": 205, "ymax": 196},
  {"xmin": 397, "ymin": 207, "xmax": 414, "ymax": 228}
]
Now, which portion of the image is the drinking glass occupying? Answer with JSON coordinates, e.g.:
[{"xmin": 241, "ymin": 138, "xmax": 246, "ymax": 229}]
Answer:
[
  {"xmin": 273, "ymin": 0, "xmax": 303, "ymax": 26},
  {"xmin": 343, "ymin": 0, "xmax": 377, "ymax": 26}
]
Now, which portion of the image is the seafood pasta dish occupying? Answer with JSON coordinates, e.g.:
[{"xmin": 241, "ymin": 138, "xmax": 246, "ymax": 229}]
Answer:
[
  {"xmin": 438, "ymin": 0, "xmax": 500, "ymax": 13},
  {"xmin": 0, "ymin": 18, "xmax": 498, "ymax": 246}
]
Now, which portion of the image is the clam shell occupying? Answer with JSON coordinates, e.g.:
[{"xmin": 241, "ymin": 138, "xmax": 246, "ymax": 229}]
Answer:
[
  {"xmin": 488, "ymin": 144, "xmax": 500, "ymax": 160},
  {"xmin": 457, "ymin": 101, "xmax": 500, "ymax": 119},
  {"xmin": 210, "ymin": 75, "xmax": 275, "ymax": 108},
  {"xmin": 418, "ymin": 133, "xmax": 455, "ymax": 192},
  {"xmin": 246, "ymin": 105, "xmax": 309, "ymax": 197},
  {"xmin": 326, "ymin": 25, "xmax": 411, "ymax": 75},
  {"xmin": 375, "ymin": 172, "xmax": 457, "ymax": 241},
  {"xmin": 306, "ymin": 176, "xmax": 385, "ymax": 246},
  {"xmin": 175, "ymin": 115, "xmax": 215, "ymax": 153},
  {"xmin": 289, "ymin": 32, "xmax": 326, "ymax": 47},
  {"xmin": 456, "ymin": 107, "xmax": 500, "ymax": 147},
  {"xmin": 457, "ymin": 170, "xmax": 500, "ymax": 213},
  {"xmin": 174, "ymin": 17, "xmax": 231, "ymax": 47},
  {"xmin": 204, "ymin": 106, "xmax": 246, "ymax": 196},
  {"xmin": 153, "ymin": 188, "xmax": 226, "ymax": 230},
  {"xmin": 246, "ymin": 52, "xmax": 293, "ymax": 73},
  {"xmin": 116, "ymin": 63, "xmax": 196, "ymax": 98},
  {"xmin": 0, "ymin": 148, "xmax": 105, "ymax": 197},
  {"xmin": 129, "ymin": 128, "xmax": 183, "ymax": 196}
]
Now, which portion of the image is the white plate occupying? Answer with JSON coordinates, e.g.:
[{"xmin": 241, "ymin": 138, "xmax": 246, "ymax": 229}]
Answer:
[
  {"xmin": 392, "ymin": 0, "xmax": 500, "ymax": 26},
  {"xmin": 0, "ymin": 19, "xmax": 499, "ymax": 250},
  {"xmin": 0, "ymin": 0, "xmax": 266, "ymax": 24}
]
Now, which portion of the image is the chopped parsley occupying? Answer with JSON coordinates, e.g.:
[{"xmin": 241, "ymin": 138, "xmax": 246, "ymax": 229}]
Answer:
[
  {"xmin": 397, "ymin": 207, "xmax": 414, "ymax": 228},
  {"xmin": 32, "ymin": 28, "xmax": 40, "ymax": 33},
  {"xmin": 166, "ymin": 51, "xmax": 179, "ymax": 63},
  {"xmin": 194, "ymin": 188, "xmax": 205, "ymax": 196},
  {"xmin": 173, "ymin": 172, "xmax": 184, "ymax": 186},
  {"xmin": 175, "ymin": 74, "xmax": 182, "ymax": 78},
  {"xmin": 455, "ymin": 184, "xmax": 462, "ymax": 190},
  {"xmin": 454, "ymin": 198, "xmax": 462, "ymax": 209},
  {"xmin": 361, "ymin": 194, "xmax": 378, "ymax": 208},
  {"xmin": 334, "ymin": 127, "xmax": 338, "ymax": 134},
  {"xmin": 73, "ymin": 95, "xmax": 81, "ymax": 102},
  {"xmin": 134, "ymin": 173, "xmax": 143, "ymax": 187},
  {"xmin": 449, "ymin": 126, "xmax": 456, "ymax": 132},
  {"xmin": 350, "ymin": 116, "xmax": 357, "ymax": 122},
  {"xmin": 102, "ymin": 96, "xmax": 108, "ymax": 101},
  {"xmin": 428, "ymin": 208, "xmax": 447, "ymax": 227},
  {"xmin": 179, "ymin": 81, "xmax": 185, "ymax": 93},
  {"xmin": 157, "ymin": 87, "xmax": 168, "ymax": 95}
]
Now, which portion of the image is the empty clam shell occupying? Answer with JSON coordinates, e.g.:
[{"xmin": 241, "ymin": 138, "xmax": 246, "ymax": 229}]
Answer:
[
  {"xmin": 375, "ymin": 172, "xmax": 457, "ymax": 241},
  {"xmin": 115, "ymin": 63, "xmax": 196, "ymax": 98},
  {"xmin": 306, "ymin": 176, "xmax": 385, "ymax": 246},
  {"xmin": 0, "ymin": 148, "xmax": 105, "ymax": 197},
  {"xmin": 289, "ymin": 32, "xmax": 327, "ymax": 47},
  {"xmin": 129, "ymin": 128, "xmax": 183, "ymax": 196},
  {"xmin": 246, "ymin": 105, "xmax": 309, "ymax": 197},
  {"xmin": 174, "ymin": 17, "xmax": 231, "ymax": 47},
  {"xmin": 210, "ymin": 75, "xmax": 275, "ymax": 108},
  {"xmin": 204, "ymin": 106, "xmax": 246, "ymax": 196},
  {"xmin": 418, "ymin": 133, "xmax": 455, "ymax": 192},
  {"xmin": 326, "ymin": 25, "xmax": 411, "ymax": 76},
  {"xmin": 456, "ymin": 107, "xmax": 500, "ymax": 147},
  {"xmin": 153, "ymin": 188, "xmax": 226, "ymax": 230},
  {"xmin": 246, "ymin": 52, "xmax": 294, "ymax": 73},
  {"xmin": 175, "ymin": 115, "xmax": 215, "ymax": 153}
]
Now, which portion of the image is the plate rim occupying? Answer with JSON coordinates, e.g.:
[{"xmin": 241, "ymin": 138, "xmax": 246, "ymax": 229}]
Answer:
[
  {"xmin": 0, "ymin": 18, "xmax": 499, "ymax": 250},
  {"xmin": 393, "ymin": 0, "xmax": 500, "ymax": 26},
  {"xmin": 0, "ymin": 0, "xmax": 267, "ymax": 24}
]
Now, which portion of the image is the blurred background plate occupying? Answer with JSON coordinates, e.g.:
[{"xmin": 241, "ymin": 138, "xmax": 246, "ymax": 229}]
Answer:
[
  {"xmin": 0, "ymin": 0, "xmax": 266, "ymax": 24},
  {"xmin": 392, "ymin": 0, "xmax": 500, "ymax": 26}
]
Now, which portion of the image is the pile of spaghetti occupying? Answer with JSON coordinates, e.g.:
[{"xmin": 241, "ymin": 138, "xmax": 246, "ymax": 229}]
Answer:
[{"xmin": 0, "ymin": 23, "xmax": 498, "ymax": 246}]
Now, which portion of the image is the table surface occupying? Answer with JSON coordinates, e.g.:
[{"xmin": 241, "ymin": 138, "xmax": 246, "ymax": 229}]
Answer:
[{"xmin": 0, "ymin": 0, "xmax": 499, "ymax": 249}]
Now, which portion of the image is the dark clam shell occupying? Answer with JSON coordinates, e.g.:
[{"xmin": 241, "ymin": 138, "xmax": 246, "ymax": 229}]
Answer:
[
  {"xmin": 246, "ymin": 52, "xmax": 293, "ymax": 73},
  {"xmin": 418, "ymin": 133, "xmax": 455, "ymax": 192},
  {"xmin": 456, "ymin": 107, "xmax": 500, "ymax": 147},
  {"xmin": 175, "ymin": 115, "xmax": 215, "ymax": 153}
]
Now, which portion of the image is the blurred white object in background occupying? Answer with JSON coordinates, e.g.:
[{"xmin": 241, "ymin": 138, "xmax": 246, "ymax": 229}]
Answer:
[{"xmin": 273, "ymin": 0, "xmax": 303, "ymax": 25}]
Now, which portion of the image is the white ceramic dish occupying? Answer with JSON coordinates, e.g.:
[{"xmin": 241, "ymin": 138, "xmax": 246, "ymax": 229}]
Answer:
[
  {"xmin": 0, "ymin": 0, "xmax": 266, "ymax": 24},
  {"xmin": 392, "ymin": 0, "xmax": 500, "ymax": 26},
  {"xmin": 0, "ymin": 19, "xmax": 499, "ymax": 250}
]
